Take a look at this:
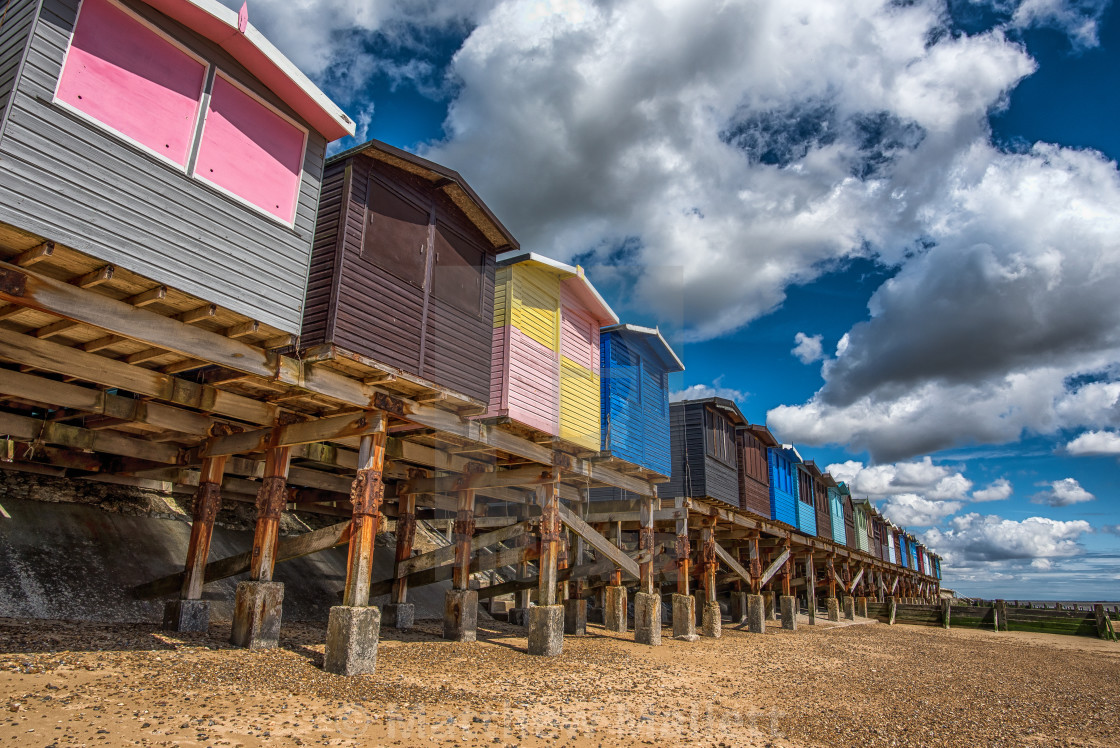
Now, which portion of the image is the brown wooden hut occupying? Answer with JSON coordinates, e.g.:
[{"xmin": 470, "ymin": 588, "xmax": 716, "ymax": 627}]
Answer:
[{"xmin": 736, "ymin": 423, "xmax": 776, "ymax": 519}]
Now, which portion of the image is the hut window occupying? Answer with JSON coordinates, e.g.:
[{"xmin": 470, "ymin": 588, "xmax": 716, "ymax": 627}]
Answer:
[
  {"xmin": 55, "ymin": 0, "xmax": 207, "ymax": 168},
  {"xmin": 706, "ymin": 409, "xmax": 735, "ymax": 464},
  {"xmin": 362, "ymin": 177, "xmax": 430, "ymax": 288},
  {"xmin": 194, "ymin": 74, "xmax": 307, "ymax": 223},
  {"xmin": 432, "ymin": 220, "xmax": 485, "ymax": 315}
]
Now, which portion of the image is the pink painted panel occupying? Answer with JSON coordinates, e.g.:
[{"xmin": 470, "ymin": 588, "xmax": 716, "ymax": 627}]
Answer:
[
  {"xmin": 195, "ymin": 75, "xmax": 305, "ymax": 222},
  {"xmin": 56, "ymin": 0, "xmax": 206, "ymax": 166},
  {"xmin": 506, "ymin": 326, "xmax": 559, "ymax": 434}
]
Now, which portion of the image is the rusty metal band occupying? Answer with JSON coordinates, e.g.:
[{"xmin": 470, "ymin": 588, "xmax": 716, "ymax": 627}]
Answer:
[
  {"xmin": 453, "ymin": 510, "xmax": 475, "ymax": 541},
  {"xmin": 396, "ymin": 512, "xmax": 416, "ymax": 551},
  {"xmin": 350, "ymin": 468, "xmax": 384, "ymax": 517},
  {"xmin": 638, "ymin": 526, "xmax": 654, "ymax": 552},
  {"xmin": 192, "ymin": 480, "xmax": 222, "ymax": 524},
  {"xmin": 701, "ymin": 540, "xmax": 717, "ymax": 567},
  {"xmin": 675, "ymin": 535, "xmax": 691, "ymax": 560},
  {"xmin": 749, "ymin": 558, "xmax": 762, "ymax": 578},
  {"xmin": 255, "ymin": 476, "xmax": 287, "ymax": 520}
]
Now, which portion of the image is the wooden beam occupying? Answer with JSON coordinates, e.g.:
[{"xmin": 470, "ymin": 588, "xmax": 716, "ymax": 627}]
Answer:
[
  {"xmin": 849, "ymin": 565, "xmax": 866, "ymax": 594},
  {"xmin": 224, "ymin": 320, "xmax": 259, "ymax": 339},
  {"xmin": 133, "ymin": 519, "xmax": 353, "ymax": 599},
  {"xmin": 392, "ymin": 468, "xmax": 422, "ymax": 604},
  {"xmin": 14, "ymin": 241, "xmax": 54, "ymax": 267},
  {"xmin": 396, "ymin": 521, "xmax": 529, "ymax": 579},
  {"xmin": 712, "ymin": 540, "xmax": 752, "ymax": 585},
  {"xmin": 180, "ymin": 455, "xmax": 229, "ymax": 600},
  {"xmin": 537, "ymin": 475, "xmax": 561, "ymax": 606},
  {"xmin": 0, "ymin": 410, "xmax": 180, "ymax": 464},
  {"xmin": 200, "ymin": 410, "xmax": 386, "ymax": 457},
  {"xmin": 558, "ymin": 503, "xmax": 640, "ymax": 580},
  {"xmin": 177, "ymin": 304, "xmax": 216, "ymax": 324},
  {"xmin": 73, "ymin": 265, "xmax": 114, "ymax": 289},
  {"xmin": 675, "ymin": 496, "xmax": 690, "ymax": 596},
  {"xmin": 760, "ymin": 549, "xmax": 790, "ymax": 587},
  {"xmin": 401, "ymin": 465, "xmax": 559, "ymax": 495},
  {"xmin": 342, "ymin": 431, "xmax": 385, "ymax": 607},
  {"xmin": 639, "ymin": 495, "xmax": 655, "ymax": 595},
  {"xmin": 0, "ymin": 262, "xmax": 656, "ymax": 497}
]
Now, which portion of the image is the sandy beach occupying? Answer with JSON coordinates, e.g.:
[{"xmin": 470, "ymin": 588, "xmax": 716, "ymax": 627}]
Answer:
[{"xmin": 2, "ymin": 615, "xmax": 1118, "ymax": 747}]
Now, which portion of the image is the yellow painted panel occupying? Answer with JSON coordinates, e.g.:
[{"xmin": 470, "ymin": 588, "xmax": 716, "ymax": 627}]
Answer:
[
  {"xmin": 492, "ymin": 266, "xmax": 512, "ymax": 328},
  {"xmin": 509, "ymin": 265, "xmax": 560, "ymax": 351},
  {"xmin": 559, "ymin": 356, "xmax": 600, "ymax": 450}
]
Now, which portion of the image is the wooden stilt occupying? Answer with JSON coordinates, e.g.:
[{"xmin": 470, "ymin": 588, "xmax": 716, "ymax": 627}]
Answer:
[
  {"xmin": 610, "ymin": 520, "xmax": 623, "ymax": 588},
  {"xmin": 638, "ymin": 495, "xmax": 655, "ymax": 596},
  {"xmin": 180, "ymin": 454, "xmax": 229, "ymax": 600},
  {"xmin": 675, "ymin": 496, "xmax": 690, "ymax": 596},
  {"xmin": 781, "ymin": 540, "xmax": 792, "ymax": 597},
  {"xmin": 571, "ymin": 495, "xmax": 587, "ymax": 601},
  {"xmin": 536, "ymin": 471, "xmax": 561, "ymax": 607},
  {"xmin": 827, "ymin": 555, "xmax": 837, "ymax": 599},
  {"xmin": 391, "ymin": 469, "xmax": 423, "ymax": 605},
  {"xmin": 701, "ymin": 516, "xmax": 717, "ymax": 603},
  {"xmin": 806, "ymin": 552, "xmax": 816, "ymax": 619},
  {"xmin": 748, "ymin": 533, "xmax": 761, "ymax": 594},
  {"xmin": 517, "ymin": 503, "xmax": 533, "ymax": 608},
  {"xmin": 452, "ymin": 472, "xmax": 478, "ymax": 591},
  {"xmin": 249, "ymin": 446, "xmax": 293, "ymax": 582},
  {"xmin": 342, "ymin": 430, "xmax": 386, "ymax": 607}
]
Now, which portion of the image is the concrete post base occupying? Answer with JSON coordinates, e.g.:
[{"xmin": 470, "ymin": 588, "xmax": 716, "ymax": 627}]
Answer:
[
  {"xmin": 857, "ymin": 597, "xmax": 869, "ymax": 618},
  {"xmin": 564, "ymin": 599, "xmax": 587, "ymax": 636},
  {"xmin": 746, "ymin": 594, "xmax": 765, "ymax": 633},
  {"xmin": 780, "ymin": 595, "xmax": 798, "ymax": 631},
  {"xmin": 163, "ymin": 599, "xmax": 209, "ymax": 633},
  {"xmin": 382, "ymin": 603, "xmax": 414, "ymax": 630},
  {"xmin": 827, "ymin": 597, "xmax": 840, "ymax": 622},
  {"xmin": 843, "ymin": 596, "xmax": 856, "ymax": 621},
  {"xmin": 701, "ymin": 600, "xmax": 722, "ymax": 638},
  {"xmin": 323, "ymin": 605, "xmax": 380, "ymax": 676},
  {"xmin": 489, "ymin": 599, "xmax": 512, "ymax": 619},
  {"xmin": 230, "ymin": 581, "xmax": 284, "ymax": 650},
  {"xmin": 444, "ymin": 589, "xmax": 478, "ymax": 642},
  {"xmin": 509, "ymin": 607, "xmax": 531, "ymax": 627},
  {"xmin": 763, "ymin": 592, "xmax": 777, "ymax": 621},
  {"xmin": 604, "ymin": 586, "xmax": 628, "ymax": 633},
  {"xmin": 634, "ymin": 592, "xmax": 662, "ymax": 646},
  {"xmin": 528, "ymin": 605, "xmax": 564, "ymax": 656},
  {"xmin": 729, "ymin": 591, "xmax": 747, "ymax": 623},
  {"xmin": 672, "ymin": 594, "xmax": 698, "ymax": 641}
]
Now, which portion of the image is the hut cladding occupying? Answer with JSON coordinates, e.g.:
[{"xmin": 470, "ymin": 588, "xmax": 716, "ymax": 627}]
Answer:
[{"xmin": 0, "ymin": 0, "xmax": 942, "ymax": 675}]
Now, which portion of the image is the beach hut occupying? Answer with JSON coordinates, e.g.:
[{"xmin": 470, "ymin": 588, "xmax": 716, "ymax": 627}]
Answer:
[
  {"xmin": 885, "ymin": 523, "xmax": 898, "ymax": 565},
  {"xmin": 804, "ymin": 462, "xmax": 832, "ymax": 542},
  {"xmin": 486, "ymin": 253, "xmax": 618, "ymax": 451},
  {"xmin": 303, "ymin": 140, "xmax": 517, "ymax": 406},
  {"xmin": 909, "ymin": 536, "xmax": 920, "ymax": 571},
  {"xmin": 664, "ymin": 398, "xmax": 747, "ymax": 506},
  {"xmin": 767, "ymin": 443, "xmax": 802, "ymax": 527},
  {"xmin": 794, "ymin": 463, "xmax": 818, "ymax": 537},
  {"xmin": 895, "ymin": 532, "xmax": 907, "ymax": 569},
  {"xmin": 852, "ymin": 498, "xmax": 871, "ymax": 553},
  {"xmin": 826, "ymin": 478, "xmax": 847, "ymax": 545},
  {"xmin": 737, "ymin": 423, "xmax": 777, "ymax": 519},
  {"xmin": 599, "ymin": 324, "xmax": 684, "ymax": 477},
  {"xmin": 0, "ymin": 0, "xmax": 353, "ymax": 337},
  {"xmin": 841, "ymin": 484, "xmax": 857, "ymax": 548}
]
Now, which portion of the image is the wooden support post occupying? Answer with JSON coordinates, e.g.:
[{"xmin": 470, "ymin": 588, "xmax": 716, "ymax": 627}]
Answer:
[
  {"xmin": 516, "ymin": 503, "xmax": 533, "ymax": 609},
  {"xmin": 748, "ymin": 533, "xmax": 761, "ymax": 594},
  {"xmin": 536, "ymin": 472, "xmax": 561, "ymax": 607},
  {"xmin": 342, "ymin": 431, "xmax": 386, "ymax": 607},
  {"xmin": 181, "ymin": 455, "xmax": 229, "ymax": 600},
  {"xmin": 675, "ymin": 496, "xmax": 690, "ymax": 596},
  {"xmin": 639, "ymin": 495, "xmax": 655, "ymax": 596},
  {"xmin": 249, "ymin": 446, "xmax": 293, "ymax": 582},
  {"xmin": 610, "ymin": 521, "xmax": 623, "ymax": 588},
  {"xmin": 701, "ymin": 516, "xmax": 717, "ymax": 603},
  {"xmin": 571, "ymin": 496, "xmax": 587, "ymax": 601},
  {"xmin": 781, "ymin": 540, "xmax": 792, "ymax": 597},
  {"xmin": 828, "ymin": 556, "xmax": 837, "ymax": 599},
  {"xmin": 392, "ymin": 470, "xmax": 422, "ymax": 605},
  {"xmin": 805, "ymin": 552, "xmax": 816, "ymax": 623},
  {"xmin": 452, "ymin": 474, "xmax": 478, "ymax": 591}
]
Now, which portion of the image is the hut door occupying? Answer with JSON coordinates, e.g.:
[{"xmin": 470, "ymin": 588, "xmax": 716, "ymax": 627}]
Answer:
[{"xmin": 363, "ymin": 176, "xmax": 430, "ymax": 289}]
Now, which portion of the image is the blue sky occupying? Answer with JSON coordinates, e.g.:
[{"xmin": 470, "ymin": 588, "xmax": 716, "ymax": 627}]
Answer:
[{"xmin": 234, "ymin": 0, "xmax": 1120, "ymax": 600}]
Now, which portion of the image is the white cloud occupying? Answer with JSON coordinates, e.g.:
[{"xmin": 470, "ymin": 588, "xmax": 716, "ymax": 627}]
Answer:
[
  {"xmin": 826, "ymin": 456, "xmax": 973, "ymax": 501},
  {"xmin": 881, "ymin": 494, "xmax": 964, "ymax": 527},
  {"xmin": 971, "ymin": 478, "xmax": 1013, "ymax": 502},
  {"xmin": 923, "ymin": 513, "xmax": 1091, "ymax": 562},
  {"xmin": 1031, "ymin": 477, "xmax": 1095, "ymax": 507},
  {"xmin": 791, "ymin": 332, "xmax": 824, "ymax": 365},
  {"xmin": 1008, "ymin": 0, "xmax": 1110, "ymax": 47},
  {"xmin": 670, "ymin": 382, "xmax": 747, "ymax": 404},
  {"xmin": 1065, "ymin": 429, "xmax": 1120, "ymax": 456}
]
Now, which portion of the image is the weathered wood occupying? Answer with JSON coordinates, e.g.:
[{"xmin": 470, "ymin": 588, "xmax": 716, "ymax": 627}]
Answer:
[
  {"xmin": 760, "ymin": 549, "xmax": 790, "ymax": 587},
  {"xmin": 249, "ymin": 447, "xmax": 293, "ymax": 582},
  {"xmin": 675, "ymin": 496, "xmax": 690, "ymax": 596},
  {"xmin": 0, "ymin": 411, "xmax": 180, "ymax": 465},
  {"xmin": 133, "ymin": 520, "xmax": 354, "ymax": 599},
  {"xmin": 201, "ymin": 411, "xmax": 386, "ymax": 457},
  {"xmin": 393, "ymin": 469, "xmax": 422, "ymax": 604},
  {"xmin": 402, "ymin": 466, "xmax": 560, "ymax": 495},
  {"xmin": 397, "ymin": 520, "xmax": 529, "ymax": 579},
  {"xmin": 701, "ymin": 515, "xmax": 717, "ymax": 602},
  {"xmin": 558, "ymin": 502, "xmax": 641, "ymax": 580},
  {"xmin": 342, "ymin": 431, "xmax": 386, "ymax": 607},
  {"xmin": 537, "ymin": 475, "xmax": 561, "ymax": 606},
  {"xmin": 180, "ymin": 455, "xmax": 229, "ymax": 600},
  {"xmin": 849, "ymin": 565, "xmax": 866, "ymax": 594},
  {"xmin": 638, "ymin": 495, "xmax": 655, "ymax": 595},
  {"xmin": 713, "ymin": 541, "xmax": 752, "ymax": 585}
]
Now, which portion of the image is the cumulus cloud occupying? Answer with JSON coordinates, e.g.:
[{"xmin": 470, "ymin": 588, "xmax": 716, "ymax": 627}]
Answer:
[
  {"xmin": 792, "ymin": 333, "xmax": 825, "ymax": 365},
  {"xmin": 923, "ymin": 513, "xmax": 1091, "ymax": 562},
  {"xmin": 971, "ymin": 478, "xmax": 1013, "ymax": 502},
  {"xmin": 826, "ymin": 457, "xmax": 973, "ymax": 500},
  {"xmin": 1065, "ymin": 429, "xmax": 1120, "ymax": 456},
  {"xmin": 670, "ymin": 381, "xmax": 747, "ymax": 404},
  {"xmin": 881, "ymin": 494, "xmax": 964, "ymax": 527},
  {"xmin": 1031, "ymin": 477, "xmax": 1095, "ymax": 507},
  {"xmin": 1008, "ymin": 0, "xmax": 1110, "ymax": 47}
]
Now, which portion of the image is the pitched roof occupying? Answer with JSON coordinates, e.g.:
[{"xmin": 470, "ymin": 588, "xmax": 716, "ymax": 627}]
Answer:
[
  {"xmin": 497, "ymin": 252, "xmax": 618, "ymax": 324},
  {"xmin": 600, "ymin": 323, "xmax": 685, "ymax": 372}
]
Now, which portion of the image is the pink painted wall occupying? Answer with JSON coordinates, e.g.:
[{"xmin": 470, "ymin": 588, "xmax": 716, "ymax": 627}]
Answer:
[
  {"xmin": 560, "ymin": 280, "xmax": 601, "ymax": 370},
  {"xmin": 194, "ymin": 75, "xmax": 305, "ymax": 222},
  {"xmin": 505, "ymin": 326, "xmax": 560, "ymax": 434},
  {"xmin": 56, "ymin": 0, "xmax": 206, "ymax": 166}
]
